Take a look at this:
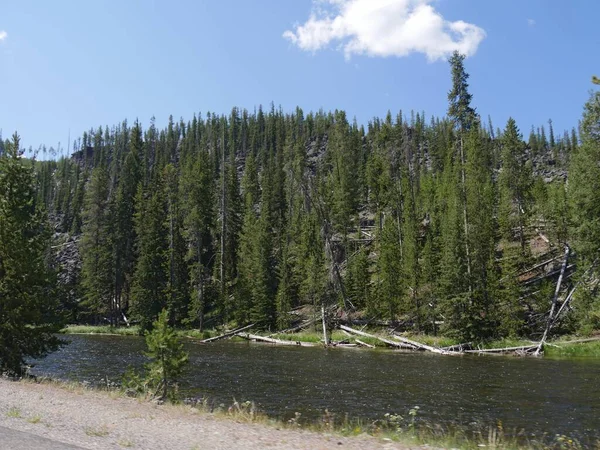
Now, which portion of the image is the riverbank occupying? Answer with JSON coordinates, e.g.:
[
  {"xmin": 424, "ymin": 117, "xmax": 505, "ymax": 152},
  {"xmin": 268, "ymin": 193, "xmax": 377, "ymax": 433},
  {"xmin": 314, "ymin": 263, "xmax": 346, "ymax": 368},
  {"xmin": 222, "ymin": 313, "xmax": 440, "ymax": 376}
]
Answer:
[
  {"xmin": 1, "ymin": 378, "xmax": 592, "ymax": 450},
  {"xmin": 61, "ymin": 325, "xmax": 600, "ymax": 357}
]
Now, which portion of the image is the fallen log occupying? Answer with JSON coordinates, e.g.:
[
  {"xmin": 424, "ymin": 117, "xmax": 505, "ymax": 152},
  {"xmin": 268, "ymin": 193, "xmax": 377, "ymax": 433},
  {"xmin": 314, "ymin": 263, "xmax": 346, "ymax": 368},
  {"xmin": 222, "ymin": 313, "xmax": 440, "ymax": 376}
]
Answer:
[
  {"xmin": 537, "ymin": 230, "xmax": 551, "ymax": 244},
  {"xmin": 200, "ymin": 324, "xmax": 255, "ymax": 343},
  {"xmin": 339, "ymin": 325, "xmax": 416, "ymax": 349},
  {"xmin": 390, "ymin": 334, "xmax": 450, "ymax": 355},
  {"xmin": 441, "ymin": 342, "xmax": 473, "ymax": 352},
  {"xmin": 270, "ymin": 319, "xmax": 315, "ymax": 336},
  {"xmin": 519, "ymin": 255, "xmax": 562, "ymax": 276},
  {"xmin": 522, "ymin": 264, "xmax": 575, "ymax": 286},
  {"xmin": 236, "ymin": 333, "xmax": 316, "ymax": 347},
  {"xmin": 465, "ymin": 345, "xmax": 538, "ymax": 354},
  {"xmin": 355, "ymin": 339, "xmax": 376, "ymax": 349},
  {"xmin": 331, "ymin": 343, "xmax": 359, "ymax": 348}
]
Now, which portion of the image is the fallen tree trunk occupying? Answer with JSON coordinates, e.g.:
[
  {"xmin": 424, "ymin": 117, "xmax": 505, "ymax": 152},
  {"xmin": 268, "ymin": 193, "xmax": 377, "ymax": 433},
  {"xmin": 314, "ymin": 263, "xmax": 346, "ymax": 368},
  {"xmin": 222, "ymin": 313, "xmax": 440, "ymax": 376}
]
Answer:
[
  {"xmin": 331, "ymin": 343, "xmax": 359, "ymax": 348},
  {"xmin": 270, "ymin": 319, "xmax": 316, "ymax": 336},
  {"xmin": 537, "ymin": 231, "xmax": 551, "ymax": 244},
  {"xmin": 236, "ymin": 333, "xmax": 316, "ymax": 347},
  {"xmin": 390, "ymin": 334, "xmax": 450, "ymax": 355},
  {"xmin": 519, "ymin": 255, "xmax": 562, "ymax": 276},
  {"xmin": 522, "ymin": 264, "xmax": 575, "ymax": 286},
  {"xmin": 465, "ymin": 345, "xmax": 538, "ymax": 354},
  {"xmin": 441, "ymin": 342, "xmax": 473, "ymax": 352},
  {"xmin": 339, "ymin": 325, "xmax": 416, "ymax": 349},
  {"xmin": 200, "ymin": 324, "xmax": 255, "ymax": 343},
  {"xmin": 355, "ymin": 339, "xmax": 376, "ymax": 349}
]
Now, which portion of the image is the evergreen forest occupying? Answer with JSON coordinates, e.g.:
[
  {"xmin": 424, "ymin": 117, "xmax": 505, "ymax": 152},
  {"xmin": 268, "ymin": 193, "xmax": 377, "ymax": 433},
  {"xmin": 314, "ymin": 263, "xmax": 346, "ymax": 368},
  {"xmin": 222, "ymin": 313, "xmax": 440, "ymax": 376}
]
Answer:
[{"xmin": 9, "ymin": 52, "xmax": 600, "ymax": 342}]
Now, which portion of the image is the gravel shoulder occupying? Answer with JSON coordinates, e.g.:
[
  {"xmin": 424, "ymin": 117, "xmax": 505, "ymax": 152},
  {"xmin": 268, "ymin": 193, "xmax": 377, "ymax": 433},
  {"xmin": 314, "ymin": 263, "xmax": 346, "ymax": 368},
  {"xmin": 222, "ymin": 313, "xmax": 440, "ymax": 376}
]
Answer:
[{"xmin": 0, "ymin": 378, "xmax": 424, "ymax": 450}]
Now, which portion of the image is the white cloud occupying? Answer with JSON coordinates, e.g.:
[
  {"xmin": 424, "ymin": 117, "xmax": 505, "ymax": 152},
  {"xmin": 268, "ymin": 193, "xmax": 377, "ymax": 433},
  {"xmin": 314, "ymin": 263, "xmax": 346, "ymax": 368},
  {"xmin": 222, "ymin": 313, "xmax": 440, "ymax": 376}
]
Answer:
[
  {"xmin": 527, "ymin": 18, "xmax": 536, "ymax": 27},
  {"xmin": 283, "ymin": 0, "xmax": 486, "ymax": 61},
  {"xmin": 0, "ymin": 31, "xmax": 7, "ymax": 41}
]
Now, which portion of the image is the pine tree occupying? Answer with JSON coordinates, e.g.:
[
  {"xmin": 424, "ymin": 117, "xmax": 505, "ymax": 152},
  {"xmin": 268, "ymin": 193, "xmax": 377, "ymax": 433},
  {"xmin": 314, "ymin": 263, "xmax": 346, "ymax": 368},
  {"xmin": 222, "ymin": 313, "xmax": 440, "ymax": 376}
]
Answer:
[
  {"xmin": 215, "ymin": 138, "xmax": 242, "ymax": 321},
  {"xmin": 497, "ymin": 118, "xmax": 533, "ymax": 336},
  {"xmin": 437, "ymin": 156, "xmax": 468, "ymax": 335},
  {"xmin": 346, "ymin": 247, "xmax": 370, "ymax": 310},
  {"xmin": 399, "ymin": 164, "xmax": 422, "ymax": 329},
  {"xmin": 79, "ymin": 164, "xmax": 114, "ymax": 322},
  {"xmin": 447, "ymin": 51, "xmax": 476, "ymax": 296},
  {"xmin": 569, "ymin": 90, "xmax": 600, "ymax": 261},
  {"xmin": 181, "ymin": 147, "xmax": 214, "ymax": 330},
  {"xmin": 328, "ymin": 110, "xmax": 359, "ymax": 237},
  {"xmin": 366, "ymin": 147, "xmax": 391, "ymax": 232},
  {"xmin": 463, "ymin": 123, "xmax": 497, "ymax": 339},
  {"xmin": 447, "ymin": 52, "xmax": 476, "ymax": 133},
  {"xmin": 568, "ymin": 90, "xmax": 600, "ymax": 331},
  {"xmin": 376, "ymin": 215, "xmax": 403, "ymax": 320},
  {"xmin": 0, "ymin": 133, "xmax": 64, "ymax": 375},
  {"xmin": 275, "ymin": 245, "xmax": 294, "ymax": 329},
  {"xmin": 124, "ymin": 309, "xmax": 188, "ymax": 400},
  {"xmin": 163, "ymin": 164, "xmax": 190, "ymax": 324},
  {"xmin": 130, "ymin": 177, "xmax": 169, "ymax": 332},
  {"xmin": 298, "ymin": 210, "xmax": 328, "ymax": 313},
  {"xmin": 237, "ymin": 153, "xmax": 276, "ymax": 328},
  {"xmin": 112, "ymin": 122, "xmax": 143, "ymax": 323}
]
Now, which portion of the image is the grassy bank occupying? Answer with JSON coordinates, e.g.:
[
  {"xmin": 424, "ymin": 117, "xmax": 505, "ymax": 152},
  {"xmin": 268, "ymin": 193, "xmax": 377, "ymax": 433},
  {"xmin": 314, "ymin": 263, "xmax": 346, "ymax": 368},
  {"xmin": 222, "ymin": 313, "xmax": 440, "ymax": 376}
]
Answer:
[
  {"xmin": 545, "ymin": 339, "xmax": 600, "ymax": 357},
  {"xmin": 61, "ymin": 324, "xmax": 142, "ymax": 336},
  {"xmin": 14, "ymin": 376, "xmax": 594, "ymax": 450},
  {"xmin": 61, "ymin": 325, "xmax": 218, "ymax": 340},
  {"xmin": 61, "ymin": 325, "xmax": 600, "ymax": 357}
]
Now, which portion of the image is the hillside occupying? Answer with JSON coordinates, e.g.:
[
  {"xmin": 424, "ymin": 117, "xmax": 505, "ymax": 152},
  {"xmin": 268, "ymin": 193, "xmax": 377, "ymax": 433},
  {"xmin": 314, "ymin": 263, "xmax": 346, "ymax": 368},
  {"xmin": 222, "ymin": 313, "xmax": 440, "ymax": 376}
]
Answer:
[{"xmin": 31, "ymin": 54, "xmax": 599, "ymax": 343}]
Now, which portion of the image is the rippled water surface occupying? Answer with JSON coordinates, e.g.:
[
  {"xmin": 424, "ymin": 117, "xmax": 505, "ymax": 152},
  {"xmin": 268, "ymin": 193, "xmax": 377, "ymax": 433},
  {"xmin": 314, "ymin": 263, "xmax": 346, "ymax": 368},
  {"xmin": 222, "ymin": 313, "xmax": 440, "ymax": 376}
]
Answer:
[{"xmin": 31, "ymin": 334, "xmax": 600, "ymax": 441}]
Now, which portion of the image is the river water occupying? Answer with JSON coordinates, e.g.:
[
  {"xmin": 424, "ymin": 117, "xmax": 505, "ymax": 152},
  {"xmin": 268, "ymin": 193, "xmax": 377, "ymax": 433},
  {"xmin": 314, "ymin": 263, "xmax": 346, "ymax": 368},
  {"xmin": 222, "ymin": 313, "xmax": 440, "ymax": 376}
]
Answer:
[{"xmin": 31, "ymin": 334, "xmax": 600, "ymax": 442}]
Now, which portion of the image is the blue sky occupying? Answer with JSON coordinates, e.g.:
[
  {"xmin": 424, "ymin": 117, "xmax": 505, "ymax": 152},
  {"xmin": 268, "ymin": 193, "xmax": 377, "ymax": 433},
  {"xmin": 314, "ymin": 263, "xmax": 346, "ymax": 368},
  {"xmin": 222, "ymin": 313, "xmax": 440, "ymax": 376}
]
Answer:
[{"xmin": 0, "ymin": 1, "xmax": 597, "ymax": 153}]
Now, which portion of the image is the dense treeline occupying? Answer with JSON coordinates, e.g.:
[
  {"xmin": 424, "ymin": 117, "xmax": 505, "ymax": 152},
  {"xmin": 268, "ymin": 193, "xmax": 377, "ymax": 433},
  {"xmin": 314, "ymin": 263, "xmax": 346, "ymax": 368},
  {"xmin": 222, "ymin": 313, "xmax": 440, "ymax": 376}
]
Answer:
[{"xmin": 25, "ymin": 53, "xmax": 600, "ymax": 340}]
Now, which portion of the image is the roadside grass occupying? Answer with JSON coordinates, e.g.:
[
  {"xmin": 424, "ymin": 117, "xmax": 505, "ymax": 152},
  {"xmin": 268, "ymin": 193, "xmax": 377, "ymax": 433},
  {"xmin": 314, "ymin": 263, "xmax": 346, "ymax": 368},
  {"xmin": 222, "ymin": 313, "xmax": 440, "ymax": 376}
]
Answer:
[
  {"xmin": 84, "ymin": 425, "xmax": 110, "ymax": 437},
  {"xmin": 27, "ymin": 414, "xmax": 42, "ymax": 424},
  {"xmin": 195, "ymin": 399, "xmax": 592, "ymax": 450},
  {"xmin": 5, "ymin": 407, "xmax": 21, "ymax": 418}
]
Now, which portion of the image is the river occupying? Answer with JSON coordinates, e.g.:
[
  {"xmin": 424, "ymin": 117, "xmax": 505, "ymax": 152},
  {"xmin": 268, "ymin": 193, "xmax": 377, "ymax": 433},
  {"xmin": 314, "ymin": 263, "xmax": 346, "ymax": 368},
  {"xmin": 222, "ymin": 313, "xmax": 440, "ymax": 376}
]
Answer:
[{"xmin": 30, "ymin": 334, "xmax": 600, "ymax": 442}]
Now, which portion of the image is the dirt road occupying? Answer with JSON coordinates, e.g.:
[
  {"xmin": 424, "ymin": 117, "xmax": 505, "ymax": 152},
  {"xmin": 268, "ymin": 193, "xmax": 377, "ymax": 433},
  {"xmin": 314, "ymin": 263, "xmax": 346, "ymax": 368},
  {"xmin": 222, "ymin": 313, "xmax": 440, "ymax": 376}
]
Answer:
[{"xmin": 0, "ymin": 379, "xmax": 426, "ymax": 450}]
